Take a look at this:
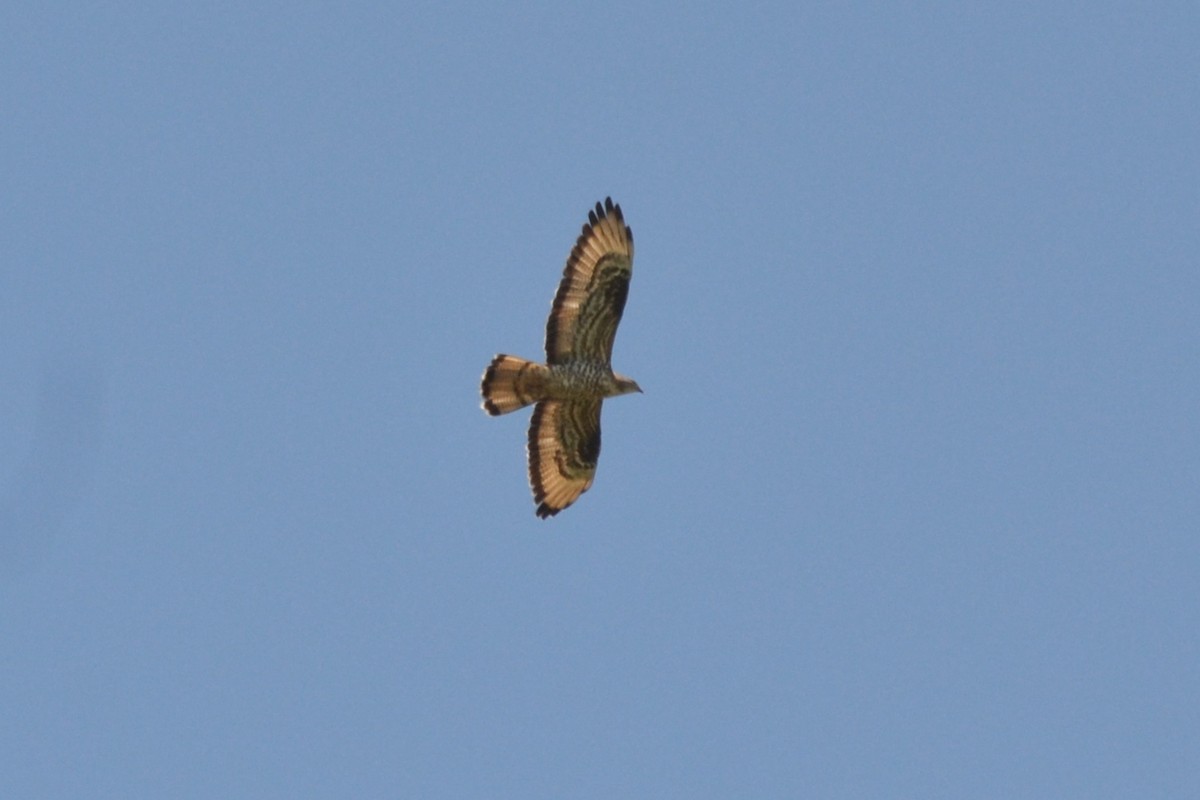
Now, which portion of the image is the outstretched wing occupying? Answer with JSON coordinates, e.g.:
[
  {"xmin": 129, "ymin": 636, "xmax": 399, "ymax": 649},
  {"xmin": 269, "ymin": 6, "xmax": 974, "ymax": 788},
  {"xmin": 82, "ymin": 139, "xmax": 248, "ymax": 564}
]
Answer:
[
  {"xmin": 545, "ymin": 197, "xmax": 634, "ymax": 365},
  {"xmin": 527, "ymin": 399, "xmax": 602, "ymax": 518}
]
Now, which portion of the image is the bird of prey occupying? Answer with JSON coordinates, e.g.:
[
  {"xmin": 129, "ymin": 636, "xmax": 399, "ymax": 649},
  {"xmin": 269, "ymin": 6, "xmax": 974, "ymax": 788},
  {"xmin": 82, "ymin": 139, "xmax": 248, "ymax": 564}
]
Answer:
[{"xmin": 480, "ymin": 197, "xmax": 641, "ymax": 518}]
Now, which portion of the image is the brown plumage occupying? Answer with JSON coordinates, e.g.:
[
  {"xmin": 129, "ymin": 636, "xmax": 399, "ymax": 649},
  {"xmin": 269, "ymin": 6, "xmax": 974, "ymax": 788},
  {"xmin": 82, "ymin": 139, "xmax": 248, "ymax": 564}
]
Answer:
[
  {"xmin": 480, "ymin": 355, "xmax": 549, "ymax": 416},
  {"xmin": 480, "ymin": 197, "xmax": 641, "ymax": 518}
]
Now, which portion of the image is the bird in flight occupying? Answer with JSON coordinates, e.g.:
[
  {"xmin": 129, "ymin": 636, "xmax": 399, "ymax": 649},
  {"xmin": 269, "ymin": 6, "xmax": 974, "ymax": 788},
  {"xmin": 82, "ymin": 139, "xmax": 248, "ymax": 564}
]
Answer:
[{"xmin": 481, "ymin": 197, "xmax": 641, "ymax": 518}]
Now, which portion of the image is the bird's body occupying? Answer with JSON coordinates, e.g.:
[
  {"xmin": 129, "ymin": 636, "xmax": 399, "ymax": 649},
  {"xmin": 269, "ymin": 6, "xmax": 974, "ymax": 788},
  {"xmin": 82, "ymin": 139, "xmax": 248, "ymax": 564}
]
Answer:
[
  {"xmin": 544, "ymin": 360, "xmax": 637, "ymax": 400},
  {"xmin": 480, "ymin": 198, "xmax": 640, "ymax": 518}
]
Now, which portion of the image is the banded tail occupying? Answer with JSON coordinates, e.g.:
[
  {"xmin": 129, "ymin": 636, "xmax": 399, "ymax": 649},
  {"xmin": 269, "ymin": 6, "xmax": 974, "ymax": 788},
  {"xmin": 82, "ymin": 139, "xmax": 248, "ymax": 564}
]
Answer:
[{"xmin": 480, "ymin": 355, "xmax": 550, "ymax": 415}]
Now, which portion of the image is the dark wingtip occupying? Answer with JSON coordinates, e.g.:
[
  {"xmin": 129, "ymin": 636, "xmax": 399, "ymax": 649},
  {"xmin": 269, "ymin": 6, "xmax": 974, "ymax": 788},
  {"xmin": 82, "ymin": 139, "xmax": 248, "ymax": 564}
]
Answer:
[
  {"xmin": 601, "ymin": 197, "xmax": 628, "ymax": 235},
  {"xmin": 536, "ymin": 503, "xmax": 557, "ymax": 519}
]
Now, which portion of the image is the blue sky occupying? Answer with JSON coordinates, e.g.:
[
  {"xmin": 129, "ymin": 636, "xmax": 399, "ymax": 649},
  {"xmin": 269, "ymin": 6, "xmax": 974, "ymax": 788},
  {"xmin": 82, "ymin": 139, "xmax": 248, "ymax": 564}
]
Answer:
[{"xmin": 2, "ymin": 3, "xmax": 1198, "ymax": 797}]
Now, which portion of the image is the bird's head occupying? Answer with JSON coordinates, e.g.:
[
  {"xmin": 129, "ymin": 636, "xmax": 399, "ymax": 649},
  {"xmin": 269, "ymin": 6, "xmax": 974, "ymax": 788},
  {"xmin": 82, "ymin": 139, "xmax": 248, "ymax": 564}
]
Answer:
[{"xmin": 613, "ymin": 373, "xmax": 643, "ymax": 396}]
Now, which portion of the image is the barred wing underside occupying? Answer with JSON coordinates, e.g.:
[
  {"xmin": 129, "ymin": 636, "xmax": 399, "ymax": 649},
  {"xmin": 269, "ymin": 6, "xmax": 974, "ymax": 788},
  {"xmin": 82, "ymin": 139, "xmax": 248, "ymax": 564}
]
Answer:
[
  {"xmin": 545, "ymin": 198, "xmax": 634, "ymax": 365},
  {"xmin": 527, "ymin": 399, "xmax": 602, "ymax": 518}
]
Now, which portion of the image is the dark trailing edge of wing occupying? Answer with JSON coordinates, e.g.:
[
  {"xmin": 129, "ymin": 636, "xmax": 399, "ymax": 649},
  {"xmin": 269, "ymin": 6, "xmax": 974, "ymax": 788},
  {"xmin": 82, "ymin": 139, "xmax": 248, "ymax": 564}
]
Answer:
[{"xmin": 527, "ymin": 402, "xmax": 557, "ymax": 518}]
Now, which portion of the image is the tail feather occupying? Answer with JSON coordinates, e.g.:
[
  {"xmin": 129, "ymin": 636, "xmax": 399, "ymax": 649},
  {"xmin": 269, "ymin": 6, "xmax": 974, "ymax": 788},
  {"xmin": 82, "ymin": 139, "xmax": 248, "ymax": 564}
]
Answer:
[{"xmin": 481, "ymin": 355, "xmax": 549, "ymax": 415}]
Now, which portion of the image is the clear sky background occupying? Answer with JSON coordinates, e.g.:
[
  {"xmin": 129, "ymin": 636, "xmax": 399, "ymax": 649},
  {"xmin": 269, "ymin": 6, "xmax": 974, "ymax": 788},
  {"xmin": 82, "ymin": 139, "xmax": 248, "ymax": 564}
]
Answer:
[{"xmin": 2, "ymin": 3, "xmax": 1197, "ymax": 797}]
